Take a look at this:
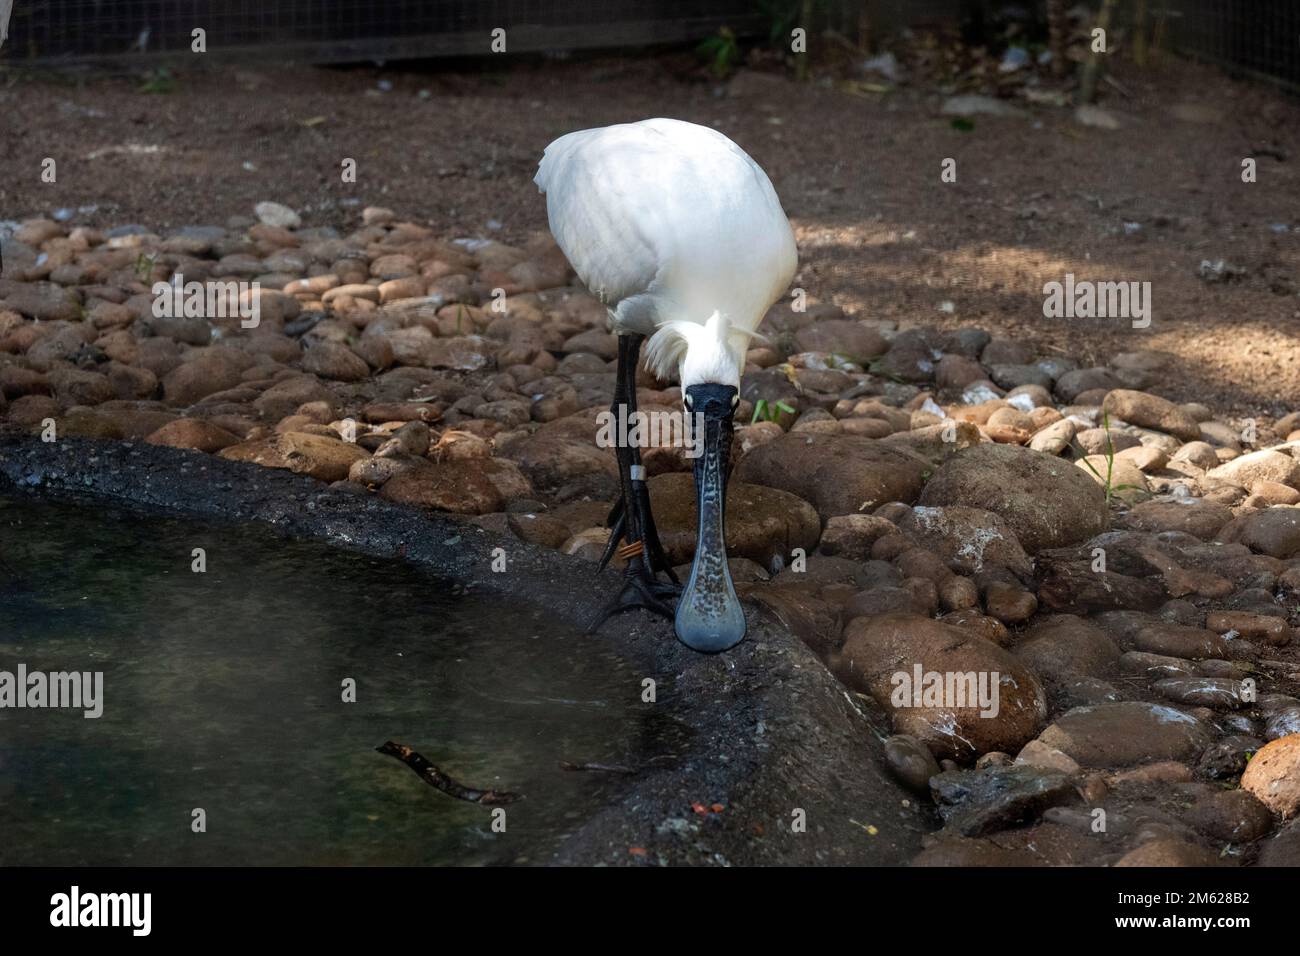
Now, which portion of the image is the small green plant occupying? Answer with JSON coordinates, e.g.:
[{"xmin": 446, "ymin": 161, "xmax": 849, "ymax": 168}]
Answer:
[
  {"xmin": 697, "ymin": 27, "xmax": 740, "ymax": 79},
  {"xmin": 133, "ymin": 253, "xmax": 157, "ymax": 281},
  {"xmin": 866, "ymin": 357, "xmax": 907, "ymax": 384},
  {"xmin": 751, "ymin": 398, "xmax": 795, "ymax": 425},
  {"xmin": 828, "ymin": 350, "xmax": 861, "ymax": 370},
  {"xmin": 138, "ymin": 68, "xmax": 176, "ymax": 95},
  {"xmin": 1075, "ymin": 411, "xmax": 1140, "ymax": 503}
]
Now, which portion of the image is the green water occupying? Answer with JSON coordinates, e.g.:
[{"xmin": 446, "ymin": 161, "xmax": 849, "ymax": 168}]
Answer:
[{"xmin": 0, "ymin": 494, "xmax": 660, "ymax": 865}]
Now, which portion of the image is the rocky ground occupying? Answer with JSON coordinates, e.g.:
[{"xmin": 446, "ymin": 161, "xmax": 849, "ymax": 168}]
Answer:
[
  {"xmin": 2, "ymin": 53, "xmax": 1299, "ymax": 412},
  {"xmin": 2, "ymin": 199, "xmax": 1300, "ymax": 867}
]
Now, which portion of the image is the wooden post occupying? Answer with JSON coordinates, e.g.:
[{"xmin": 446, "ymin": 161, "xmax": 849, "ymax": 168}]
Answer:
[
  {"xmin": 1047, "ymin": 0, "xmax": 1070, "ymax": 78},
  {"xmin": 796, "ymin": 0, "xmax": 813, "ymax": 82},
  {"xmin": 1079, "ymin": 0, "xmax": 1119, "ymax": 104}
]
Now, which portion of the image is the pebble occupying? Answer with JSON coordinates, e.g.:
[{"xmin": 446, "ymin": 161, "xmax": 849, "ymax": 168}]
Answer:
[
  {"xmin": 1240, "ymin": 735, "xmax": 1300, "ymax": 818},
  {"xmin": 254, "ymin": 201, "xmax": 301, "ymax": 230}
]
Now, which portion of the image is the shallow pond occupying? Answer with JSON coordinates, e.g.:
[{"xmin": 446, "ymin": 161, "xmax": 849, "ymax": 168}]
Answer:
[{"xmin": 0, "ymin": 493, "xmax": 663, "ymax": 865}]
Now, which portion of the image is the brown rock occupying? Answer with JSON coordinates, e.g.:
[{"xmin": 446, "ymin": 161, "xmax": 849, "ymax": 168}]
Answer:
[
  {"xmin": 1012, "ymin": 616, "xmax": 1121, "ymax": 688},
  {"xmin": 1218, "ymin": 507, "xmax": 1300, "ymax": 559},
  {"xmin": 162, "ymin": 355, "xmax": 245, "ymax": 405},
  {"xmin": 918, "ymin": 443, "xmax": 1108, "ymax": 553},
  {"xmin": 1014, "ymin": 740, "xmax": 1081, "ymax": 775},
  {"xmin": 1122, "ymin": 498, "xmax": 1234, "ymax": 540},
  {"xmin": 1206, "ymin": 610, "xmax": 1291, "ymax": 647},
  {"xmin": 0, "ymin": 279, "xmax": 82, "ymax": 321},
  {"xmin": 1258, "ymin": 820, "xmax": 1300, "ymax": 866},
  {"xmin": 47, "ymin": 367, "xmax": 113, "ymax": 406},
  {"xmin": 939, "ymin": 609, "xmax": 1010, "ymax": 646},
  {"xmin": 983, "ymin": 581, "xmax": 1038, "ymax": 624},
  {"xmin": 1186, "ymin": 787, "xmax": 1275, "ymax": 842},
  {"xmin": 793, "ymin": 320, "xmax": 888, "ymax": 361},
  {"xmin": 1207, "ymin": 449, "xmax": 1300, "ymax": 490},
  {"xmin": 736, "ymin": 432, "xmax": 930, "ymax": 521},
  {"xmin": 818, "ymin": 514, "xmax": 899, "ymax": 559},
  {"xmin": 252, "ymin": 376, "xmax": 335, "ymax": 420},
  {"xmin": 217, "ymin": 438, "xmax": 289, "ymax": 469},
  {"xmin": 900, "ymin": 505, "xmax": 1033, "ymax": 577},
  {"xmin": 379, "ymin": 458, "xmax": 533, "ymax": 515},
  {"xmin": 1114, "ymin": 839, "xmax": 1223, "ymax": 867},
  {"xmin": 1134, "ymin": 624, "xmax": 1232, "ymax": 660},
  {"xmin": 1240, "ymin": 735, "xmax": 1300, "ymax": 818},
  {"xmin": 837, "ymin": 612, "xmax": 1047, "ymax": 761},
  {"xmin": 938, "ymin": 575, "xmax": 980, "ymax": 611},
  {"xmin": 300, "ymin": 341, "xmax": 370, "ymax": 382},
  {"xmin": 1034, "ymin": 701, "xmax": 1213, "ymax": 768},
  {"xmin": 348, "ymin": 455, "xmax": 413, "ymax": 487},
  {"xmin": 146, "ymin": 418, "xmax": 240, "ymax": 453},
  {"xmin": 1102, "ymin": 389, "xmax": 1202, "ymax": 442},
  {"xmin": 55, "ymin": 407, "xmax": 125, "ymax": 439},
  {"xmin": 273, "ymin": 431, "xmax": 369, "ymax": 481},
  {"xmin": 105, "ymin": 362, "xmax": 159, "ymax": 400},
  {"xmin": 507, "ymin": 512, "xmax": 572, "ymax": 549}
]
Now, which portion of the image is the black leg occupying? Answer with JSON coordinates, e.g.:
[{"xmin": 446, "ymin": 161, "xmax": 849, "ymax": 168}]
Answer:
[{"xmin": 589, "ymin": 334, "xmax": 680, "ymax": 633}]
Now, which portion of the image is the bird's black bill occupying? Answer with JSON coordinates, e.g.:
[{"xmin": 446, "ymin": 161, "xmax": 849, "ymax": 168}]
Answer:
[{"xmin": 675, "ymin": 383, "xmax": 745, "ymax": 653}]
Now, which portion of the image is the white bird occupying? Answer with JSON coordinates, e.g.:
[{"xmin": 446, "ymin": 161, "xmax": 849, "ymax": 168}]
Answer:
[
  {"xmin": 536, "ymin": 117, "xmax": 797, "ymax": 652},
  {"xmin": 0, "ymin": 0, "xmax": 12, "ymax": 50}
]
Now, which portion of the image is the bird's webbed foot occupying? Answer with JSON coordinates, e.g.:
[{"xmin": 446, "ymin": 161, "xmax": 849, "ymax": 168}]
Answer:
[{"xmin": 586, "ymin": 553, "xmax": 681, "ymax": 633}]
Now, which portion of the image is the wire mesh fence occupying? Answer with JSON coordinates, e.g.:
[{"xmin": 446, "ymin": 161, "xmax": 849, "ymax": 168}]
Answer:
[
  {"xmin": 2, "ymin": 1, "xmax": 1298, "ymax": 94},
  {"xmin": 0, "ymin": 0, "xmax": 766, "ymax": 64},
  {"xmin": 1161, "ymin": 0, "xmax": 1300, "ymax": 91}
]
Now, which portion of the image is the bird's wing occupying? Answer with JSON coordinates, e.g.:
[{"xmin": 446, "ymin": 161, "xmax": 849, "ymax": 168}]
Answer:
[
  {"xmin": 535, "ymin": 118, "xmax": 796, "ymax": 338},
  {"xmin": 534, "ymin": 124, "xmax": 661, "ymax": 317}
]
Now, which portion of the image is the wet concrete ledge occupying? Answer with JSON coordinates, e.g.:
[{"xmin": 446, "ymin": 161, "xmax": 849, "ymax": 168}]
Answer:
[{"xmin": 0, "ymin": 436, "xmax": 929, "ymax": 865}]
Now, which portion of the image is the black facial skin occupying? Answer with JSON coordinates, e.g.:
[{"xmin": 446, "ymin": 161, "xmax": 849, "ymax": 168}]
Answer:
[{"xmin": 675, "ymin": 382, "xmax": 745, "ymax": 652}]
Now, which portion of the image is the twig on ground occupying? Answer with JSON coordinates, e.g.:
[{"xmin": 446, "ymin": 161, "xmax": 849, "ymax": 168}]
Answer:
[
  {"xmin": 377, "ymin": 740, "xmax": 520, "ymax": 805},
  {"xmin": 559, "ymin": 753, "xmax": 679, "ymax": 775}
]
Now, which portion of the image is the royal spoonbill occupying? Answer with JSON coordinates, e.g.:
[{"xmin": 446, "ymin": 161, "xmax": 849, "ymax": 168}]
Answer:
[{"xmin": 535, "ymin": 118, "xmax": 798, "ymax": 652}]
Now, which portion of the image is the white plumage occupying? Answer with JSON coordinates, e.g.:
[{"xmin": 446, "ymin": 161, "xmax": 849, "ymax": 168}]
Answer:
[
  {"xmin": 0, "ymin": 0, "xmax": 12, "ymax": 49},
  {"xmin": 535, "ymin": 118, "xmax": 797, "ymax": 389}
]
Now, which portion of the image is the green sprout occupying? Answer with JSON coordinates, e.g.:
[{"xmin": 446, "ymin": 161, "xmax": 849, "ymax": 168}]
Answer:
[
  {"xmin": 134, "ymin": 253, "xmax": 157, "ymax": 281},
  {"xmin": 867, "ymin": 357, "xmax": 907, "ymax": 384},
  {"xmin": 1075, "ymin": 411, "xmax": 1140, "ymax": 503},
  {"xmin": 139, "ymin": 68, "xmax": 176, "ymax": 95},
  {"xmin": 697, "ymin": 27, "xmax": 740, "ymax": 79},
  {"xmin": 751, "ymin": 398, "xmax": 796, "ymax": 425}
]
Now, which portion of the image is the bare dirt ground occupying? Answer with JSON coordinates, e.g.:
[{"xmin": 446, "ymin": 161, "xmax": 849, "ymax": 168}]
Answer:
[{"xmin": 2, "ymin": 50, "xmax": 1298, "ymax": 415}]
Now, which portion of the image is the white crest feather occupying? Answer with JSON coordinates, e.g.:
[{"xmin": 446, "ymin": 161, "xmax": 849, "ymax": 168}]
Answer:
[{"xmin": 644, "ymin": 312, "xmax": 762, "ymax": 389}]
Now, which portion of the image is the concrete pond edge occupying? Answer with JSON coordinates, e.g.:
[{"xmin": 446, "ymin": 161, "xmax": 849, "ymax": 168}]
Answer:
[{"xmin": 0, "ymin": 435, "xmax": 929, "ymax": 865}]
